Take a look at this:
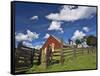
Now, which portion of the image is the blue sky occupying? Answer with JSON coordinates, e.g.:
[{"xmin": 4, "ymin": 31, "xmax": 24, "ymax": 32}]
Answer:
[{"xmin": 15, "ymin": 2, "xmax": 97, "ymax": 49}]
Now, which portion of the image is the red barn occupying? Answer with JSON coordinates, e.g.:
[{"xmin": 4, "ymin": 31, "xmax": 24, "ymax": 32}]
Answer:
[
  {"xmin": 41, "ymin": 35, "xmax": 69, "ymax": 65},
  {"xmin": 42, "ymin": 35, "xmax": 61, "ymax": 51},
  {"xmin": 42, "ymin": 35, "xmax": 66, "ymax": 53}
]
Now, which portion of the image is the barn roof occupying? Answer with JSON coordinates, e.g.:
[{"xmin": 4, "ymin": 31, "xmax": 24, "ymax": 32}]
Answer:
[
  {"xmin": 51, "ymin": 35, "xmax": 62, "ymax": 43},
  {"xmin": 50, "ymin": 35, "xmax": 70, "ymax": 46},
  {"xmin": 41, "ymin": 35, "xmax": 70, "ymax": 49},
  {"xmin": 50, "ymin": 35, "xmax": 69, "ymax": 46}
]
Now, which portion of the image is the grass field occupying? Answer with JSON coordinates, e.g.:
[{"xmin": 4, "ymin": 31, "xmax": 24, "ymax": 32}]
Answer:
[{"xmin": 26, "ymin": 48, "xmax": 97, "ymax": 73}]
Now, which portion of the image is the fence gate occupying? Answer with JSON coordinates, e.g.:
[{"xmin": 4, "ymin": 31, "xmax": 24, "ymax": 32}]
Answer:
[{"xmin": 45, "ymin": 45, "xmax": 65, "ymax": 68}]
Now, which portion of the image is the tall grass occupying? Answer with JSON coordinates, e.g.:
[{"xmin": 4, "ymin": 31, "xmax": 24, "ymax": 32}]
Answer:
[{"xmin": 26, "ymin": 48, "xmax": 96, "ymax": 73}]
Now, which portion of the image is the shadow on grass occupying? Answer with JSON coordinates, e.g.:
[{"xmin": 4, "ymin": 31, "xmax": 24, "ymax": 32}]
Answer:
[{"xmin": 51, "ymin": 59, "xmax": 60, "ymax": 65}]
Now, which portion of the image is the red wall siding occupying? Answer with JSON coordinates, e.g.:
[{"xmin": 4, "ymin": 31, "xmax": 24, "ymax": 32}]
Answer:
[{"xmin": 42, "ymin": 36, "xmax": 62, "ymax": 49}]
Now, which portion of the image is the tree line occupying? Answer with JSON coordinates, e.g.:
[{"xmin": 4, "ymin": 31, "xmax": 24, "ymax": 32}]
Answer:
[{"xmin": 68, "ymin": 35, "xmax": 97, "ymax": 48}]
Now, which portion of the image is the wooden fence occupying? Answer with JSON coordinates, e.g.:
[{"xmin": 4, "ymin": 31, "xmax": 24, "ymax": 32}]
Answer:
[
  {"xmin": 15, "ymin": 46, "xmax": 41, "ymax": 73},
  {"xmin": 33, "ymin": 49, "xmax": 41, "ymax": 65},
  {"xmin": 45, "ymin": 47, "xmax": 96, "ymax": 68},
  {"xmin": 15, "ymin": 45, "xmax": 96, "ymax": 72}
]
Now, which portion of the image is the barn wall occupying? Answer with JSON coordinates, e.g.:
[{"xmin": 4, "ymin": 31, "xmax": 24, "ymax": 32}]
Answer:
[
  {"xmin": 41, "ymin": 36, "xmax": 62, "ymax": 65},
  {"xmin": 42, "ymin": 36, "xmax": 62, "ymax": 50}
]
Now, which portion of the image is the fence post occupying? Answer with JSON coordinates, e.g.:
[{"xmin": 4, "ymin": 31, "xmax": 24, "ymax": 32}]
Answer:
[
  {"xmin": 91, "ymin": 47, "xmax": 94, "ymax": 53},
  {"xmin": 46, "ymin": 46, "xmax": 48, "ymax": 69},
  {"xmin": 46, "ymin": 45, "xmax": 52, "ymax": 69},
  {"xmin": 87, "ymin": 47, "xmax": 90, "ymax": 54},
  {"xmin": 60, "ymin": 48, "xmax": 64, "ymax": 65},
  {"xmin": 41, "ymin": 48, "xmax": 46, "ymax": 69},
  {"xmin": 73, "ymin": 47, "xmax": 76, "ymax": 59},
  {"xmin": 37, "ymin": 49, "xmax": 41, "ymax": 65},
  {"xmin": 81, "ymin": 47, "xmax": 84, "ymax": 54},
  {"xmin": 30, "ymin": 48, "xmax": 34, "ymax": 67},
  {"xmin": 60, "ymin": 39, "xmax": 64, "ymax": 65}
]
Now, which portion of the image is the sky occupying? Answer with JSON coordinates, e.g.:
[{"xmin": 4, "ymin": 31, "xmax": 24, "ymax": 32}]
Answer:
[{"xmin": 14, "ymin": 2, "xmax": 97, "ymax": 49}]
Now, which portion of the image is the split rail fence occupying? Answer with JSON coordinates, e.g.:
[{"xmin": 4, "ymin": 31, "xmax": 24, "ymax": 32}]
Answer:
[{"xmin": 45, "ymin": 47, "xmax": 96, "ymax": 68}]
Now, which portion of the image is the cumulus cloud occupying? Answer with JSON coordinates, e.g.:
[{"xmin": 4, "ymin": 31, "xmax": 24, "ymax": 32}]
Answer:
[
  {"xmin": 48, "ymin": 21, "xmax": 64, "ymax": 33},
  {"xmin": 22, "ymin": 41, "xmax": 42, "ymax": 49},
  {"xmin": 83, "ymin": 27, "xmax": 89, "ymax": 32},
  {"xmin": 44, "ymin": 33, "xmax": 50, "ymax": 39},
  {"xmin": 33, "ymin": 45, "xmax": 42, "ymax": 49},
  {"xmin": 15, "ymin": 33, "xmax": 28, "ymax": 41},
  {"xmin": 46, "ymin": 5, "xmax": 96, "ymax": 21},
  {"xmin": 71, "ymin": 30, "xmax": 86, "ymax": 40},
  {"xmin": 30, "ymin": 16, "xmax": 38, "ymax": 20},
  {"xmin": 27, "ymin": 30, "xmax": 39, "ymax": 41},
  {"xmin": 23, "ymin": 41, "xmax": 33, "ymax": 48},
  {"xmin": 15, "ymin": 30, "xmax": 39, "ymax": 42}
]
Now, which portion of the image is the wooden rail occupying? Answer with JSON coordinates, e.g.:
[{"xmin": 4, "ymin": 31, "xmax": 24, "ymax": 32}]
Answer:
[{"xmin": 51, "ymin": 47, "xmax": 96, "ymax": 66}]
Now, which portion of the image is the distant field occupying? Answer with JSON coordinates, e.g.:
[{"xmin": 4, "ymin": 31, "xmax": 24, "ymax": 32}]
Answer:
[{"xmin": 26, "ymin": 48, "xmax": 97, "ymax": 73}]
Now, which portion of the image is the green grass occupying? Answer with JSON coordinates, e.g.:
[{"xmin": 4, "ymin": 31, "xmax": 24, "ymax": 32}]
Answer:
[{"xmin": 26, "ymin": 50, "xmax": 96, "ymax": 73}]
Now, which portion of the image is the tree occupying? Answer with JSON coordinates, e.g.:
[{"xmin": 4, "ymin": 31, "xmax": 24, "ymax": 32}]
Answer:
[
  {"xmin": 75, "ymin": 39, "xmax": 81, "ymax": 48},
  {"xmin": 86, "ymin": 35, "xmax": 97, "ymax": 47},
  {"xmin": 80, "ymin": 38, "xmax": 86, "ymax": 47}
]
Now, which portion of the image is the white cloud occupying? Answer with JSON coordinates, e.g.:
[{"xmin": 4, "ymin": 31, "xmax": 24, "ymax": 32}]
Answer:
[
  {"xmin": 33, "ymin": 45, "xmax": 42, "ymax": 49},
  {"xmin": 46, "ymin": 5, "xmax": 96, "ymax": 21},
  {"xmin": 48, "ymin": 21, "xmax": 64, "ymax": 33},
  {"xmin": 27, "ymin": 30, "xmax": 39, "ymax": 41},
  {"xmin": 44, "ymin": 33, "xmax": 50, "ymax": 39},
  {"xmin": 81, "ymin": 41, "xmax": 89, "ymax": 48},
  {"xmin": 83, "ymin": 27, "xmax": 89, "ymax": 32},
  {"xmin": 23, "ymin": 41, "xmax": 42, "ymax": 49},
  {"xmin": 23, "ymin": 41, "xmax": 33, "ymax": 48},
  {"xmin": 15, "ymin": 33, "xmax": 28, "ymax": 41},
  {"xmin": 71, "ymin": 30, "xmax": 86, "ymax": 40},
  {"xmin": 30, "ymin": 16, "xmax": 38, "ymax": 20},
  {"xmin": 15, "ymin": 30, "xmax": 39, "ymax": 42}
]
